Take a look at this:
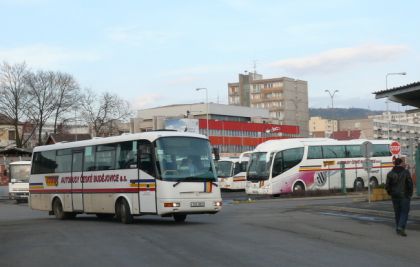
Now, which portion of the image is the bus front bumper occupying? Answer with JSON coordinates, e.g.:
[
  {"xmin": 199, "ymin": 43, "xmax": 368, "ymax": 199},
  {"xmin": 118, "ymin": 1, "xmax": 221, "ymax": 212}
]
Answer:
[
  {"xmin": 245, "ymin": 181, "xmax": 272, "ymax": 195},
  {"xmin": 9, "ymin": 192, "xmax": 29, "ymax": 200},
  {"xmin": 159, "ymin": 198, "xmax": 222, "ymax": 216}
]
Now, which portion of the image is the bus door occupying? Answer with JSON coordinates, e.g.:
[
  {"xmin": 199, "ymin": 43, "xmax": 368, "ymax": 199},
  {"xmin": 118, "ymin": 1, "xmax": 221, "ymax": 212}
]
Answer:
[
  {"xmin": 137, "ymin": 140, "xmax": 157, "ymax": 213},
  {"xmin": 71, "ymin": 149, "xmax": 84, "ymax": 211}
]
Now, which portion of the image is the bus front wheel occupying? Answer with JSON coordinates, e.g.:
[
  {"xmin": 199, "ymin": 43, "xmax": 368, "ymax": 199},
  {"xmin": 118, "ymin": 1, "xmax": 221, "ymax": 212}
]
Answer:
[
  {"xmin": 53, "ymin": 198, "xmax": 68, "ymax": 220},
  {"xmin": 293, "ymin": 182, "xmax": 305, "ymax": 194},
  {"xmin": 173, "ymin": 214, "xmax": 187, "ymax": 223},
  {"xmin": 116, "ymin": 198, "xmax": 133, "ymax": 224}
]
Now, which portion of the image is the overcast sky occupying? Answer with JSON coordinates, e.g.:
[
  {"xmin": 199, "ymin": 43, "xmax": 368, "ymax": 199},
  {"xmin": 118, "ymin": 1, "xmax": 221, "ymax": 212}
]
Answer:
[{"xmin": 1, "ymin": 0, "xmax": 419, "ymax": 111}]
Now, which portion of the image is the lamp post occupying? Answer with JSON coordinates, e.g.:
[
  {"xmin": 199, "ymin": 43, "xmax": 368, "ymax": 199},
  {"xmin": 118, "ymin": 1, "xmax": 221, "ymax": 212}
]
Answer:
[
  {"xmin": 196, "ymin": 88, "xmax": 209, "ymax": 136},
  {"xmin": 385, "ymin": 72, "xmax": 407, "ymax": 140}
]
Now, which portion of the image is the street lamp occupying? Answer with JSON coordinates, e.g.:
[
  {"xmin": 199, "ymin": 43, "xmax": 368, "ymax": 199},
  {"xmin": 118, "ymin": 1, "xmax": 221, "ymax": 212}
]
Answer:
[
  {"xmin": 385, "ymin": 72, "xmax": 406, "ymax": 140},
  {"xmin": 196, "ymin": 88, "xmax": 209, "ymax": 136}
]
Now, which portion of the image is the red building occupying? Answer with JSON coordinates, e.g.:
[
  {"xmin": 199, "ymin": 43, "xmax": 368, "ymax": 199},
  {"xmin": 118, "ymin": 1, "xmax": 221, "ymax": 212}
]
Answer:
[{"xmin": 199, "ymin": 119, "xmax": 299, "ymax": 154}]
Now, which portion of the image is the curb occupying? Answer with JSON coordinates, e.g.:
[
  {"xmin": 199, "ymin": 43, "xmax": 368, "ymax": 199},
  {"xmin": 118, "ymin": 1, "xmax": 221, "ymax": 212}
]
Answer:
[{"xmin": 313, "ymin": 205, "xmax": 420, "ymax": 221}]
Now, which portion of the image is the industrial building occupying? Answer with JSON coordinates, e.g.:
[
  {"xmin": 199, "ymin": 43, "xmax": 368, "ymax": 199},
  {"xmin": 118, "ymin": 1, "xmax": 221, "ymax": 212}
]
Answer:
[{"xmin": 131, "ymin": 103, "xmax": 299, "ymax": 155}]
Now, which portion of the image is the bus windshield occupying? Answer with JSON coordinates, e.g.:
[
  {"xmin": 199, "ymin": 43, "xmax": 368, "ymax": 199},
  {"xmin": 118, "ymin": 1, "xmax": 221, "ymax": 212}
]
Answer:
[
  {"xmin": 155, "ymin": 137, "xmax": 216, "ymax": 182},
  {"xmin": 216, "ymin": 161, "xmax": 233, "ymax": 178},
  {"xmin": 10, "ymin": 164, "xmax": 31, "ymax": 182},
  {"xmin": 247, "ymin": 152, "xmax": 272, "ymax": 181}
]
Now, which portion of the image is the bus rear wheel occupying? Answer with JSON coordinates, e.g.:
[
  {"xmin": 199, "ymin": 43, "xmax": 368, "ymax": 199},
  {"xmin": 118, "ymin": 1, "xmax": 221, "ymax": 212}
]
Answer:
[
  {"xmin": 173, "ymin": 214, "xmax": 187, "ymax": 223},
  {"xmin": 353, "ymin": 178, "xmax": 364, "ymax": 192},
  {"xmin": 369, "ymin": 177, "xmax": 379, "ymax": 188},
  {"xmin": 116, "ymin": 198, "xmax": 133, "ymax": 224}
]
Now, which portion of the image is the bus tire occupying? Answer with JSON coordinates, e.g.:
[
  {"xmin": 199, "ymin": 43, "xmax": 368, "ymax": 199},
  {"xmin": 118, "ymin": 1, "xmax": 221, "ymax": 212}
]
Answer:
[
  {"xmin": 52, "ymin": 198, "xmax": 68, "ymax": 220},
  {"xmin": 173, "ymin": 214, "xmax": 187, "ymax": 223},
  {"xmin": 117, "ymin": 198, "xmax": 133, "ymax": 224},
  {"xmin": 353, "ymin": 178, "xmax": 364, "ymax": 191},
  {"xmin": 293, "ymin": 182, "xmax": 305, "ymax": 194},
  {"xmin": 369, "ymin": 177, "xmax": 379, "ymax": 188}
]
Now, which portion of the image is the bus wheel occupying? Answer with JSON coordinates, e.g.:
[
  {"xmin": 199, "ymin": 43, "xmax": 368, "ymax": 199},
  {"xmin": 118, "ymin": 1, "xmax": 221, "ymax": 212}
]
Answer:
[
  {"xmin": 173, "ymin": 214, "xmax": 187, "ymax": 223},
  {"xmin": 369, "ymin": 177, "xmax": 378, "ymax": 188},
  {"xmin": 117, "ymin": 198, "xmax": 133, "ymax": 224},
  {"xmin": 293, "ymin": 182, "xmax": 305, "ymax": 193},
  {"xmin": 52, "ymin": 198, "xmax": 67, "ymax": 220},
  {"xmin": 353, "ymin": 178, "xmax": 364, "ymax": 192}
]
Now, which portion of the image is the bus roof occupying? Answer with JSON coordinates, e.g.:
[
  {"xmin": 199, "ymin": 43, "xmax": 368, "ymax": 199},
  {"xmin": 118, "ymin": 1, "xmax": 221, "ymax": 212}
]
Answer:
[
  {"xmin": 218, "ymin": 157, "xmax": 240, "ymax": 163},
  {"xmin": 254, "ymin": 138, "xmax": 392, "ymax": 153},
  {"xmin": 33, "ymin": 131, "xmax": 209, "ymax": 152},
  {"xmin": 9, "ymin": 161, "xmax": 31, "ymax": 165}
]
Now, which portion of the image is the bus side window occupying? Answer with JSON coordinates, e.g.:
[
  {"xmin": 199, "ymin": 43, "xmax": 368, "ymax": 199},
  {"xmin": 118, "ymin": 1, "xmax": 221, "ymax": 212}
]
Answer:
[
  {"xmin": 282, "ymin": 148, "xmax": 304, "ymax": 172},
  {"xmin": 272, "ymin": 152, "xmax": 283, "ymax": 177},
  {"xmin": 372, "ymin": 144, "xmax": 392, "ymax": 157},
  {"xmin": 116, "ymin": 141, "xmax": 137, "ymax": 169},
  {"xmin": 138, "ymin": 141, "xmax": 155, "ymax": 177},
  {"xmin": 308, "ymin": 146, "xmax": 322, "ymax": 159},
  {"xmin": 84, "ymin": 146, "xmax": 96, "ymax": 171},
  {"xmin": 240, "ymin": 161, "xmax": 248, "ymax": 172},
  {"xmin": 233, "ymin": 162, "xmax": 241, "ymax": 175}
]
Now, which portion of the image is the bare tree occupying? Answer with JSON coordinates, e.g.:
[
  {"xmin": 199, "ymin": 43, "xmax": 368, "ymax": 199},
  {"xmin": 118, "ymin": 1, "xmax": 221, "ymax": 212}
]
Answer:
[
  {"xmin": 0, "ymin": 62, "xmax": 35, "ymax": 148},
  {"xmin": 25, "ymin": 70, "xmax": 58, "ymax": 145},
  {"xmin": 81, "ymin": 89, "xmax": 133, "ymax": 137},
  {"xmin": 52, "ymin": 72, "xmax": 80, "ymax": 134}
]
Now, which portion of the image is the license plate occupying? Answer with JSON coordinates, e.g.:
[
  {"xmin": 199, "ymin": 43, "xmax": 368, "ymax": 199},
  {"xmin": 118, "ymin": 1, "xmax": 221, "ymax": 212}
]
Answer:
[{"xmin": 190, "ymin": 201, "xmax": 205, "ymax": 207}]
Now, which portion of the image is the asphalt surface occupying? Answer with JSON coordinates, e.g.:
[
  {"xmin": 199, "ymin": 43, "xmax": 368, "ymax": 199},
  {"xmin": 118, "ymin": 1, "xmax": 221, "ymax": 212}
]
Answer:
[{"xmin": 1, "ymin": 192, "xmax": 420, "ymax": 267}]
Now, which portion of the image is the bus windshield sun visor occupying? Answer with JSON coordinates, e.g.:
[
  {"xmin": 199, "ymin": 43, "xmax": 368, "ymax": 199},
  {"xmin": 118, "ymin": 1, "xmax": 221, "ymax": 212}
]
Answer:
[{"xmin": 172, "ymin": 177, "xmax": 218, "ymax": 188}]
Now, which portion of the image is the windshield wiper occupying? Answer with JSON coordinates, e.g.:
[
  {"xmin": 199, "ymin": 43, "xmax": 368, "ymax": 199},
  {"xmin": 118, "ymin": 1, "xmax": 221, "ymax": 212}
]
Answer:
[{"xmin": 172, "ymin": 177, "xmax": 218, "ymax": 188}]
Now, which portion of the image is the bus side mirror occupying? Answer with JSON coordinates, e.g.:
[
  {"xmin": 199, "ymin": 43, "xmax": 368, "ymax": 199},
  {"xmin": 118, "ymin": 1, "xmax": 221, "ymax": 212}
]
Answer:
[{"xmin": 213, "ymin": 147, "xmax": 220, "ymax": 161}]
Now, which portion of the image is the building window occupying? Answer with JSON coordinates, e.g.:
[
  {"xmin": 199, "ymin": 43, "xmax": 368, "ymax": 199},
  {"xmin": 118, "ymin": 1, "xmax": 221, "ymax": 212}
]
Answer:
[{"xmin": 8, "ymin": 130, "xmax": 16, "ymax": 141}]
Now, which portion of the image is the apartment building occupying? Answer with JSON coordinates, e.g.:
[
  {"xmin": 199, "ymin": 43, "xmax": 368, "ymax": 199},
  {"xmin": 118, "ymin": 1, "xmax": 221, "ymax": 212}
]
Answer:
[
  {"xmin": 228, "ymin": 73, "xmax": 309, "ymax": 137},
  {"xmin": 309, "ymin": 116, "xmax": 338, "ymax": 137}
]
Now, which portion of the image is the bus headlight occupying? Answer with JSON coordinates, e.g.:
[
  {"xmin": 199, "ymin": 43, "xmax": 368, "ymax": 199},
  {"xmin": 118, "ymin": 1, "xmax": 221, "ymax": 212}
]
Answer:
[
  {"xmin": 164, "ymin": 202, "xmax": 180, "ymax": 208},
  {"xmin": 214, "ymin": 201, "xmax": 222, "ymax": 207}
]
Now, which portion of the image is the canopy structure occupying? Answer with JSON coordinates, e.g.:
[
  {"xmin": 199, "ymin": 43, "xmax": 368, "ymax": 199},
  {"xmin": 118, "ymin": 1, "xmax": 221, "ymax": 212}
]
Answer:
[{"xmin": 373, "ymin": 82, "xmax": 420, "ymax": 109}]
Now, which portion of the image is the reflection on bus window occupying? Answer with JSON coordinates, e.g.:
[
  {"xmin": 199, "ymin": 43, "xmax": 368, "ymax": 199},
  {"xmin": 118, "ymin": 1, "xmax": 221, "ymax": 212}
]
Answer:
[{"xmin": 155, "ymin": 137, "xmax": 216, "ymax": 181}]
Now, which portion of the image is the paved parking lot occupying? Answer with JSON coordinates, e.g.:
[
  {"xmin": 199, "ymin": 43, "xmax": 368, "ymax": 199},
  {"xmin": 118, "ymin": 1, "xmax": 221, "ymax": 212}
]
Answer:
[{"xmin": 1, "ymin": 193, "xmax": 420, "ymax": 267}]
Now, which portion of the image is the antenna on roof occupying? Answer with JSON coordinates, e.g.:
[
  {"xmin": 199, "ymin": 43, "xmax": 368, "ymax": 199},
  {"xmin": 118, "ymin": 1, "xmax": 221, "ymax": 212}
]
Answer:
[{"xmin": 253, "ymin": 59, "xmax": 257, "ymax": 79}]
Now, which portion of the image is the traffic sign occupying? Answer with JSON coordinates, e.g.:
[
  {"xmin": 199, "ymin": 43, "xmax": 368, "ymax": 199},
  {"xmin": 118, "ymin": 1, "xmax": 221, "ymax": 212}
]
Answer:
[
  {"xmin": 390, "ymin": 141, "xmax": 401, "ymax": 155},
  {"xmin": 361, "ymin": 141, "xmax": 373, "ymax": 158},
  {"xmin": 362, "ymin": 160, "xmax": 373, "ymax": 171}
]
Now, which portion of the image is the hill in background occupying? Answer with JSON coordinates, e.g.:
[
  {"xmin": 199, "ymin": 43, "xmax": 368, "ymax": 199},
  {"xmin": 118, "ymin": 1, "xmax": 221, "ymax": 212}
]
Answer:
[{"xmin": 309, "ymin": 108, "xmax": 384, "ymax": 120}]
